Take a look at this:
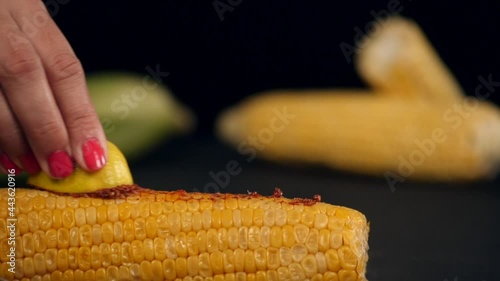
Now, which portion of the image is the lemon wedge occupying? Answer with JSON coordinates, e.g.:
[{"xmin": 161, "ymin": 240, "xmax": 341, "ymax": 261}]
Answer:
[{"xmin": 27, "ymin": 141, "xmax": 133, "ymax": 193}]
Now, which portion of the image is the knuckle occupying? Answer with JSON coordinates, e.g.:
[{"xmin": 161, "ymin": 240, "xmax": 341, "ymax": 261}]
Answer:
[
  {"xmin": 1, "ymin": 47, "xmax": 40, "ymax": 77},
  {"xmin": 47, "ymin": 52, "xmax": 83, "ymax": 83},
  {"xmin": 32, "ymin": 120, "xmax": 61, "ymax": 141},
  {"xmin": 66, "ymin": 108, "xmax": 98, "ymax": 131}
]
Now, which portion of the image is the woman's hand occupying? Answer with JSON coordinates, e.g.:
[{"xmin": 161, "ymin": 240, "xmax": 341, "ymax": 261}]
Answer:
[{"xmin": 0, "ymin": 0, "xmax": 107, "ymax": 178}]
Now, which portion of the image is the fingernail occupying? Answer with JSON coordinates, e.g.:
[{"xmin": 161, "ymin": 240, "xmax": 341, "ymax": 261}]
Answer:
[
  {"xmin": 82, "ymin": 139, "xmax": 106, "ymax": 171},
  {"xmin": 20, "ymin": 151, "xmax": 41, "ymax": 174},
  {"xmin": 0, "ymin": 154, "xmax": 22, "ymax": 175},
  {"xmin": 48, "ymin": 150, "xmax": 74, "ymax": 178}
]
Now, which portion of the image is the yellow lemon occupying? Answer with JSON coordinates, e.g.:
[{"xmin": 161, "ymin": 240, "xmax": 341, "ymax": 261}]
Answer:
[{"xmin": 27, "ymin": 141, "xmax": 133, "ymax": 193}]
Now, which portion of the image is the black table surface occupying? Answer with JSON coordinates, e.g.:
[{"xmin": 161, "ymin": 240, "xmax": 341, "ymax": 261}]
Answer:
[{"xmin": 129, "ymin": 136, "xmax": 499, "ymax": 281}]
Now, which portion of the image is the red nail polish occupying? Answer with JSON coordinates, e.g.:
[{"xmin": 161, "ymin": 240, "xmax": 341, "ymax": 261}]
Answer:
[
  {"xmin": 82, "ymin": 139, "xmax": 106, "ymax": 171},
  {"xmin": 20, "ymin": 152, "xmax": 41, "ymax": 174},
  {"xmin": 48, "ymin": 151, "xmax": 74, "ymax": 178},
  {"xmin": 0, "ymin": 154, "xmax": 22, "ymax": 175}
]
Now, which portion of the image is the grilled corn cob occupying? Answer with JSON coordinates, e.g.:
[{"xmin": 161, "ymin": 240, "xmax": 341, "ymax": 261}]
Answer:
[
  {"xmin": 355, "ymin": 17, "xmax": 464, "ymax": 103},
  {"xmin": 217, "ymin": 90, "xmax": 500, "ymax": 181},
  {"xmin": 0, "ymin": 187, "xmax": 369, "ymax": 281}
]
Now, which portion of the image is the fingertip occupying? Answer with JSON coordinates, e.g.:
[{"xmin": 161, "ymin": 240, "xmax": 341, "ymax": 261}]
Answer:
[
  {"xmin": 47, "ymin": 150, "xmax": 74, "ymax": 178},
  {"xmin": 81, "ymin": 138, "xmax": 106, "ymax": 172},
  {"xmin": 102, "ymin": 139, "xmax": 109, "ymax": 166},
  {"xmin": 20, "ymin": 151, "xmax": 41, "ymax": 175},
  {"xmin": 0, "ymin": 153, "xmax": 23, "ymax": 175}
]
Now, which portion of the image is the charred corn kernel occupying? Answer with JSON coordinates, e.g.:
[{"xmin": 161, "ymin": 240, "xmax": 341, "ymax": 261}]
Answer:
[
  {"xmin": 0, "ymin": 188, "xmax": 369, "ymax": 280},
  {"xmin": 217, "ymin": 91, "xmax": 500, "ymax": 181},
  {"xmin": 27, "ymin": 141, "xmax": 133, "ymax": 193},
  {"xmin": 356, "ymin": 17, "xmax": 464, "ymax": 103}
]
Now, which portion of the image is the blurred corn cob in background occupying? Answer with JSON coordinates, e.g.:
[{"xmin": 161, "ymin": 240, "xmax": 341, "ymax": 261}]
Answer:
[
  {"xmin": 0, "ymin": 187, "xmax": 369, "ymax": 281},
  {"xmin": 87, "ymin": 72, "xmax": 195, "ymax": 160},
  {"xmin": 217, "ymin": 90, "xmax": 500, "ymax": 181},
  {"xmin": 216, "ymin": 17, "xmax": 500, "ymax": 182},
  {"xmin": 355, "ymin": 17, "xmax": 465, "ymax": 103}
]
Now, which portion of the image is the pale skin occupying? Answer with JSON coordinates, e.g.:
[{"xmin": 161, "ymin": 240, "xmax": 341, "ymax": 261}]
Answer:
[{"xmin": 0, "ymin": 0, "xmax": 107, "ymax": 178}]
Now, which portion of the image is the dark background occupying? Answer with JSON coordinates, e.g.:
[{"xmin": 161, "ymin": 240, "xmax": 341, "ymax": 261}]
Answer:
[
  {"xmin": 51, "ymin": 1, "xmax": 499, "ymax": 280},
  {"xmin": 52, "ymin": 0, "xmax": 500, "ymax": 132}
]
